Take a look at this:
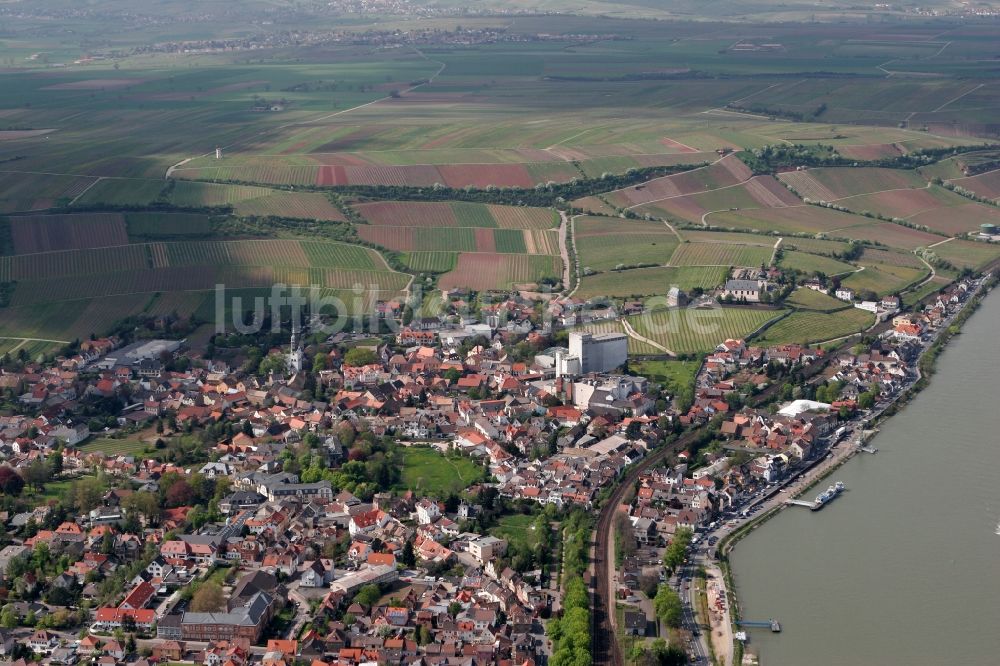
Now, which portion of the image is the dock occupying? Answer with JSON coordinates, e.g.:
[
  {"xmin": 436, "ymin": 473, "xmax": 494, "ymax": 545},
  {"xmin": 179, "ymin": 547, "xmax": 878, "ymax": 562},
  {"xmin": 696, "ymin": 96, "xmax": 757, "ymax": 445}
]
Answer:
[
  {"xmin": 860, "ymin": 445, "xmax": 878, "ymax": 454},
  {"xmin": 737, "ymin": 619, "xmax": 781, "ymax": 632},
  {"xmin": 785, "ymin": 499, "xmax": 817, "ymax": 508}
]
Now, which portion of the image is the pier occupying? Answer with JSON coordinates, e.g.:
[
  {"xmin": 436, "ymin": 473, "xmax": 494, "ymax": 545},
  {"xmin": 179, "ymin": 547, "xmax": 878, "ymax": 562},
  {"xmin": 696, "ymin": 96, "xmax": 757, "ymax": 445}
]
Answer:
[
  {"xmin": 785, "ymin": 499, "xmax": 818, "ymax": 509},
  {"xmin": 737, "ymin": 619, "xmax": 782, "ymax": 632}
]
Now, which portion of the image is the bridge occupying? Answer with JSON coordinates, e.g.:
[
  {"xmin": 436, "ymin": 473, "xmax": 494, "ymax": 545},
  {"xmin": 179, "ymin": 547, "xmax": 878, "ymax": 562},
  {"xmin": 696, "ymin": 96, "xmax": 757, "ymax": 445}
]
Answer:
[{"xmin": 737, "ymin": 619, "xmax": 782, "ymax": 632}]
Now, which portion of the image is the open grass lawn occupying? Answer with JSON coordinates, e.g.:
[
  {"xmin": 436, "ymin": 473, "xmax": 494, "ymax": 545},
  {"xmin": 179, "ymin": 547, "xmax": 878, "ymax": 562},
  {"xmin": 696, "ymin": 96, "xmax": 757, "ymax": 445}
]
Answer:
[
  {"xmin": 23, "ymin": 475, "xmax": 105, "ymax": 505},
  {"xmin": 753, "ymin": 308, "xmax": 874, "ymax": 345},
  {"xmin": 490, "ymin": 513, "xmax": 547, "ymax": 552},
  {"xmin": 630, "ymin": 359, "xmax": 701, "ymax": 395},
  {"xmin": 397, "ymin": 447, "xmax": 486, "ymax": 496}
]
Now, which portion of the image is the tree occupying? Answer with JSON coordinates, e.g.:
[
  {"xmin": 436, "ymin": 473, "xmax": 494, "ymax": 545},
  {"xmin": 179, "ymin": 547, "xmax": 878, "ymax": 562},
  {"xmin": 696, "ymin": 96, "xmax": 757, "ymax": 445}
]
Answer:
[
  {"xmin": 400, "ymin": 540, "xmax": 416, "ymax": 568},
  {"xmin": 447, "ymin": 601, "xmax": 462, "ymax": 618},
  {"xmin": 48, "ymin": 451, "xmax": 63, "ymax": 476},
  {"xmin": 165, "ymin": 479, "xmax": 195, "ymax": 507},
  {"xmin": 343, "ymin": 347, "xmax": 378, "ymax": 367},
  {"xmin": 191, "ymin": 582, "xmax": 225, "ymax": 612},
  {"xmin": 23, "ymin": 459, "xmax": 50, "ymax": 491},
  {"xmin": 0, "ymin": 466, "xmax": 24, "ymax": 496},
  {"xmin": 74, "ymin": 476, "xmax": 105, "ymax": 514},
  {"xmin": 654, "ymin": 584, "xmax": 683, "ymax": 628}
]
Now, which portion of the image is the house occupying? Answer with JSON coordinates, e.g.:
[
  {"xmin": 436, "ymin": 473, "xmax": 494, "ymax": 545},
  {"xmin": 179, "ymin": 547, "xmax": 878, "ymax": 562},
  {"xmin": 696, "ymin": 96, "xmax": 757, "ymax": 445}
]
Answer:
[
  {"xmin": 299, "ymin": 560, "xmax": 334, "ymax": 588},
  {"xmin": 468, "ymin": 536, "xmax": 507, "ymax": 564},
  {"xmin": 723, "ymin": 279, "xmax": 763, "ymax": 302},
  {"xmin": 28, "ymin": 629, "xmax": 58, "ymax": 653},
  {"xmin": 835, "ymin": 288, "xmax": 855, "ymax": 302},
  {"xmin": 415, "ymin": 500, "xmax": 440, "ymax": 525},
  {"xmin": 623, "ymin": 610, "xmax": 648, "ymax": 636}
]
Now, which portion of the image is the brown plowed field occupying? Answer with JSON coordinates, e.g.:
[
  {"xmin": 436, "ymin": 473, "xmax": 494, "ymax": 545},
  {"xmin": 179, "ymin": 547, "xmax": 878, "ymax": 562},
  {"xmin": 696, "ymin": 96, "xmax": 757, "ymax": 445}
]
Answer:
[{"xmin": 8, "ymin": 213, "xmax": 128, "ymax": 253}]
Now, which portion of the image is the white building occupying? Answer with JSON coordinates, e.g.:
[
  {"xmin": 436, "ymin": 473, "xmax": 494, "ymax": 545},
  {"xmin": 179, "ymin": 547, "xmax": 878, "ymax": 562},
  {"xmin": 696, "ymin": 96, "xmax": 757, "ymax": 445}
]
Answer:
[{"xmin": 568, "ymin": 331, "xmax": 628, "ymax": 374}]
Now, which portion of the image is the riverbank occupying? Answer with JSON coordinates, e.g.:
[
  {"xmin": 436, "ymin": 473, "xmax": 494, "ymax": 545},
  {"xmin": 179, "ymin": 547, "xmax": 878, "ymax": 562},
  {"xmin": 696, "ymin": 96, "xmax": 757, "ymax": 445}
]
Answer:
[{"xmin": 718, "ymin": 278, "xmax": 996, "ymax": 664}]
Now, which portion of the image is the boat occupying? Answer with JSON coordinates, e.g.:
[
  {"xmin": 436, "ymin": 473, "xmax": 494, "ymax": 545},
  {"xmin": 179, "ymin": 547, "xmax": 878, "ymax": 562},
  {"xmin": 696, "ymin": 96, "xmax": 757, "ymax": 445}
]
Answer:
[{"xmin": 813, "ymin": 481, "xmax": 846, "ymax": 508}]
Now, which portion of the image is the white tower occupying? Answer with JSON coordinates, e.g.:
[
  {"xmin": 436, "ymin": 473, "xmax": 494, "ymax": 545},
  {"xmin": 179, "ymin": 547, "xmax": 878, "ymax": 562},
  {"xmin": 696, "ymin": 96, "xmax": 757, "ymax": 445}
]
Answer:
[
  {"xmin": 215, "ymin": 146, "xmax": 222, "ymax": 160},
  {"xmin": 287, "ymin": 323, "xmax": 303, "ymax": 374}
]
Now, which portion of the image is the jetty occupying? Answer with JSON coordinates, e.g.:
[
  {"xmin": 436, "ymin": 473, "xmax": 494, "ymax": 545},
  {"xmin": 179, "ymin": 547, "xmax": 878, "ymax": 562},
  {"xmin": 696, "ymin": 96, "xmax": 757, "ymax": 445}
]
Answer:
[{"xmin": 737, "ymin": 619, "xmax": 782, "ymax": 633}]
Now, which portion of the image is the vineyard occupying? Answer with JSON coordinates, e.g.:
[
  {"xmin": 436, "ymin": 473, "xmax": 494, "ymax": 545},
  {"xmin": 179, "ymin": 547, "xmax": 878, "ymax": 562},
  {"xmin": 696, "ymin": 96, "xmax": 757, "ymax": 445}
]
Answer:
[
  {"xmin": 168, "ymin": 181, "xmax": 274, "ymax": 207},
  {"xmin": 403, "ymin": 251, "xmax": 458, "ymax": 272},
  {"xmin": 7, "ymin": 212, "xmax": 128, "ymax": 253},
  {"xmin": 574, "ymin": 266, "xmax": 727, "ymax": 300},
  {"xmin": 438, "ymin": 254, "xmax": 561, "ymax": 291},
  {"xmin": 125, "ymin": 212, "xmax": 211, "ymax": 238},
  {"xmin": 628, "ymin": 306, "xmax": 784, "ymax": 354},
  {"xmin": 841, "ymin": 263, "xmax": 927, "ymax": 295},
  {"xmin": 352, "ymin": 201, "xmax": 556, "ymax": 229},
  {"xmin": 752, "ymin": 308, "xmax": 875, "ymax": 345},
  {"xmin": 784, "ymin": 288, "xmax": 853, "ymax": 312},
  {"xmin": 670, "ymin": 243, "xmax": 774, "ymax": 267},
  {"xmin": 779, "ymin": 251, "xmax": 857, "ymax": 276}
]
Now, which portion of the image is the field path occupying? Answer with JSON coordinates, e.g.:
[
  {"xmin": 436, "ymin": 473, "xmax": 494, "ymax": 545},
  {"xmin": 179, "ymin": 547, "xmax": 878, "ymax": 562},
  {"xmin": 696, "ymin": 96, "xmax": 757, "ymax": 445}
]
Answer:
[
  {"xmin": 932, "ymin": 83, "xmax": 984, "ymax": 113},
  {"xmin": 928, "ymin": 237, "xmax": 954, "ymax": 248},
  {"xmin": 0, "ymin": 336, "xmax": 71, "ymax": 345},
  {"xmin": 558, "ymin": 210, "xmax": 573, "ymax": 293},
  {"xmin": 164, "ymin": 49, "xmax": 447, "ymax": 179},
  {"xmin": 770, "ymin": 237, "xmax": 783, "ymax": 265},
  {"xmin": 621, "ymin": 318, "xmax": 676, "ymax": 357},
  {"xmin": 565, "ymin": 214, "xmax": 584, "ymax": 298}
]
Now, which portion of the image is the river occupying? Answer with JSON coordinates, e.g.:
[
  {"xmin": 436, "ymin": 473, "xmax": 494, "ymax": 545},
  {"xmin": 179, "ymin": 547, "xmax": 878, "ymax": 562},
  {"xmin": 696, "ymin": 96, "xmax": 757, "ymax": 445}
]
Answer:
[{"xmin": 730, "ymin": 287, "xmax": 1000, "ymax": 666}]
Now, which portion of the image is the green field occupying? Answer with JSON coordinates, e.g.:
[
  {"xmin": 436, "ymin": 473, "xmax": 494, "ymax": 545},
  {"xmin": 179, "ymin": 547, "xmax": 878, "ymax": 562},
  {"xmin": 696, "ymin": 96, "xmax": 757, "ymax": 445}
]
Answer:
[
  {"xmin": 628, "ymin": 306, "xmax": 784, "ymax": 354},
  {"xmin": 490, "ymin": 513, "xmax": 547, "ymax": 552},
  {"xmin": 630, "ymin": 359, "xmax": 701, "ymax": 395},
  {"xmin": 575, "ymin": 266, "xmax": 727, "ymax": 300},
  {"xmin": 785, "ymin": 288, "xmax": 852, "ymax": 312},
  {"xmin": 753, "ymin": 308, "xmax": 875, "ymax": 345},
  {"xmin": 78, "ymin": 437, "xmax": 151, "ymax": 457},
  {"xmin": 779, "ymin": 250, "xmax": 857, "ymax": 276},
  {"xmin": 671, "ymin": 242, "xmax": 774, "ymax": 268},
  {"xmin": 397, "ymin": 447, "xmax": 487, "ymax": 496},
  {"xmin": 575, "ymin": 216, "xmax": 678, "ymax": 271}
]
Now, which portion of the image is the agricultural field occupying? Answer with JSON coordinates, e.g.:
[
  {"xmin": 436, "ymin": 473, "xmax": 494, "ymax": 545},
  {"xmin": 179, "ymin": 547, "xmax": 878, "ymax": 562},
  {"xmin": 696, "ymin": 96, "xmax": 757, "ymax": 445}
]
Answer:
[
  {"xmin": 73, "ymin": 178, "xmax": 167, "ymax": 207},
  {"xmin": 352, "ymin": 201, "xmax": 555, "ymax": 229},
  {"xmin": 752, "ymin": 308, "xmax": 875, "ymax": 345},
  {"xmin": 705, "ymin": 205, "xmax": 870, "ymax": 235},
  {"xmin": 574, "ymin": 216, "xmax": 678, "ymax": 271},
  {"xmin": 928, "ymin": 239, "xmax": 1000, "ymax": 270},
  {"xmin": 168, "ymin": 182, "xmax": 274, "ymax": 208},
  {"xmin": 948, "ymin": 170, "xmax": 1000, "ymax": 202},
  {"xmin": 574, "ymin": 266, "xmax": 727, "ymax": 300},
  {"xmin": 832, "ymin": 222, "xmax": 943, "ymax": 250},
  {"xmin": 784, "ymin": 288, "xmax": 853, "ymax": 312},
  {"xmin": 402, "ymin": 251, "xmax": 458, "ymax": 273},
  {"xmin": 0, "ymin": 171, "xmax": 98, "ymax": 213},
  {"xmin": 779, "ymin": 250, "xmax": 857, "ymax": 276},
  {"xmin": 840, "ymin": 263, "xmax": 928, "ymax": 296},
  {"xmin": 670, "ymin": 242, "xmax": 774, "ymax": 268},
  {"xmin": 627, "ymin": 306, "xmax": 784, "ymax": 354},
  {"xmin": 0, "ymin": 239, "xmax": 408, "ymax": 337},
  {"xmin": 125, "ymin": 212, "xmax": 212, "ymax": 239},
  {"xmin": 5, "ymin": 212, "xmax": 128, "ymax": 253},
  {"xmin": 438, "ymin": 254, "xmax": 561, "ymax": 291},
  {"xmin": 599, "ymin": 156, "xmax": 752, "ymax": 209},
  {"xmin": 358, "ymin": 225, "xmax": 558, "ymax": 256},
  {"xmin": 778, "ymin": 167, "xmax": 927, "ymax": 201}
]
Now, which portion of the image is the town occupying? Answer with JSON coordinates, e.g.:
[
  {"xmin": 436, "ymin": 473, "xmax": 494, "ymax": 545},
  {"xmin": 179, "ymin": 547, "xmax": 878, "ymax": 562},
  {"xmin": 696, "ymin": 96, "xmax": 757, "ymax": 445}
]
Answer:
[{"xmin": 0, "ymin": 268, "xmax": 984, "ymax": 666}]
